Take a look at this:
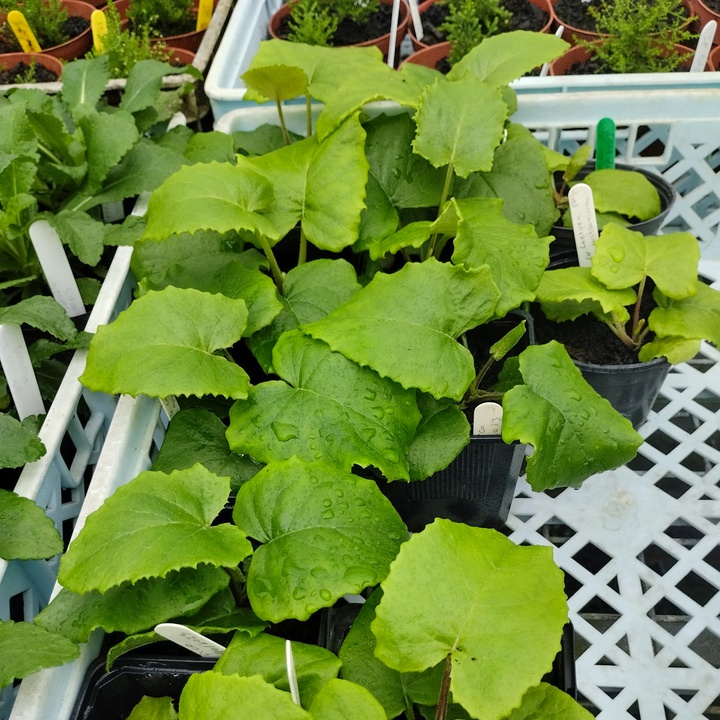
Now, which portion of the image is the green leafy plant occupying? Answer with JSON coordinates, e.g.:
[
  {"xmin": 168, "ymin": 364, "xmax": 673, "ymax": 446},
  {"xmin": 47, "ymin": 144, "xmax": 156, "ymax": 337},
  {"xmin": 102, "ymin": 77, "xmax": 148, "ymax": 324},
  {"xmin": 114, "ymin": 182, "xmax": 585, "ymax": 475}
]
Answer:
[
  {"xmin": 126, "ymin": 0, "xmax": 194, "ymax": 38},
  {"xmin": 441, "ymin": 0, "xmax": 512, "ymax": 65},
  {"xmin": 0, "ymin": 0, "xmax": 68, "ymax": 50},
  {"xmin": 87, "ymin": 0, "xmax": 171, "ymax": 79},
  {"xmin": 535, "ymin": 224, "xmax": 720, "ymax": 364},
  {"xmin": 546, "ymin": 145, "xmax": 663, "ymax": 230},
  {"xmin": 581, "ymin": 0, "xmax": 695, "ymax": 73},
  {"xmin": 286, "ymin": 0, "xmax": 381, "ymax": 46}
]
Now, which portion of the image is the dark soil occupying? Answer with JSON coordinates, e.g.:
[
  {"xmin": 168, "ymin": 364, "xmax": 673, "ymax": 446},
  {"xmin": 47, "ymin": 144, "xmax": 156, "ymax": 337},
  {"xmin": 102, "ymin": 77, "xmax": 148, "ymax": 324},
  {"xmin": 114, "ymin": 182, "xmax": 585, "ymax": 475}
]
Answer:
[
  {"xmin": 278, "ymin": 5, "xmax": 396, "ymax": 45},
  {"xmin": 0, "ymin": 34, "xmax": 15, "ymax": 53},
  {"xmin": 418, "ymin": 0, "xmax": 548, "ymax": 44},
  {"xmin": 553, "ymin": 0, "xmax": 603, "ymax": 32},
  {"xmin": 0, "ymin": 61, "xmax": 59, "ymax": 83},
  {"xmin": 702, "ymin": 0, "xmax": 720, "ymax": 10},
  {"xmin": 62, "ymin": 15, "xmax": 90, "ymax": 41}
]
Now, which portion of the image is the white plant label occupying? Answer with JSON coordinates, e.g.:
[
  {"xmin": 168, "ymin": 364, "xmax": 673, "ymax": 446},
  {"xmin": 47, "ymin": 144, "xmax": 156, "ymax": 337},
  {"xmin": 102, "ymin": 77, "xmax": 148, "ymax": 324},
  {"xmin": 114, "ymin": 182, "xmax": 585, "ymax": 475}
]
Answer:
[
  {"xmin": 101, "ymin": 201, "xmax": 125, "ymax": 223},
  {"xmin": 160, "ymin": 395, "xmax": 181, "ymax": 420},
  {"xmin": 154, "ymin": 623, "xmax": 225, "ymax": 658},
  {"xmin": 286, "ymin": 640, "xmax": 301, "ymax": 705},
  {"xmin": 473, "ymin": 402, "xmax": 503, "ymax": 436},
  {"xmin": 28, "ymin": 220, "xmax": 85, "ymax": 317},
  {"xmin": 690, "ymin": 21, "xmax": 716, "ymax": 73},
  {"xmin": 568, "ymin": 183, "xmax": 599, "ymax": 267},
  {"xmin": 387, "ymin": 0, "xmax": 401, "ymax": 68},
  {"xmin": 0, "ymin": 324, "xmax": 45, "ymax": 419},
  {"xmin": 407, "ymin": 0, "xmax": 423, "ymax": 41},
  {"xmin": 540, "ymin": 25, "xmax": 565, "ymax": 76}
]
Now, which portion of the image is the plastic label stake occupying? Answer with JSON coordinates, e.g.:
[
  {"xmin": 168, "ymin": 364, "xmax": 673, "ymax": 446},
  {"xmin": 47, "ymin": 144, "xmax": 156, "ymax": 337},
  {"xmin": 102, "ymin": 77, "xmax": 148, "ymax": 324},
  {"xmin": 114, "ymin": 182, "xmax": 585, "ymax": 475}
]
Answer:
[
  {"xmin": 568, "ymin": 183, "xmax": 599, "ymax": 267},
  {"xmin": 91, "ymin": 10, "xmax": 107, "ymax": 52},
  {"xmin": 595, "ymin": 117, "xmax": 616, "ymax": 170},
  {"xmin": 196, "ymin": 0, "xmax": 212, "ymax": 32},
  {"xmin": 154, "ymin": 624, "xmax": 225, "ymax": 658},
  {"xmin": 540, "ymin": 26, "xmax": 565, "ymax": 76},
  {"xmin": 160, "ymin": 395, "xmax": 181, "ymax": 420},
  {"xmin": 387, "ymin": 0, "xmax": 401, "ymax": 69},
  {"xmin": 286, "ymin": 641, "xmax": 301, "ymax": 705},
  {"xmin": 690, "ymin": 21, "xmax": 716, "ymax": 73},
  {"xmin": 407, "ymin": 0, "xmax": 423, "ymax": 41},
  {"xmin": 28, "ymin": 220, "xmax": 85, "ymax": 318},
  {"xmin": 473, "ymin": 402, "xmax": 503, "ymax": 436},
  {"xmin": 7, "ymin": 10, "xmax": 41, "ymax": 52},
  {"xmin": 0, "ymin": 324, "xmax": 45, "ymax": 419}
]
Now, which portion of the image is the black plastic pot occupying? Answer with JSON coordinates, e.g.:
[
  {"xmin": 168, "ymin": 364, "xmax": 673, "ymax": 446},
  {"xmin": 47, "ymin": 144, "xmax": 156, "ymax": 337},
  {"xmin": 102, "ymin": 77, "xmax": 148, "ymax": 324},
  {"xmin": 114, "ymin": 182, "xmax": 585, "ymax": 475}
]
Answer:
[
  {"xmin": 575, "ymin": 355, "xmax": 670, "ymax": 428},
  {"xmin": 551, "ymin": 162, "xmax": 676, "ymax": 259}
]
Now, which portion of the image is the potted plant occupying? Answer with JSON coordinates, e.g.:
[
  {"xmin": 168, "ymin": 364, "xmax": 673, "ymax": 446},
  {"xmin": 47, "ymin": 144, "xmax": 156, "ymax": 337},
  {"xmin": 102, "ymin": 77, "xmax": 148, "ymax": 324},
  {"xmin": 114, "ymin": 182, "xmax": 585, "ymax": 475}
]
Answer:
[
  {"xmin": 690, "ymin": 0, "xmax": 720, "ymax": 43},
  {"xmin": 0, "ymin": 52, "xmax": 63, "ymax": 82},
  {"xmin": 0, "ymin": 0, "xmax": 95, "ymax": 60},
  {"xmin": 268, "ymin": 0, "xmax": 411, "ymax": 58},
  {"xmin": 533, "ymin": 222, "xmax": 720, "ymax": 426}
]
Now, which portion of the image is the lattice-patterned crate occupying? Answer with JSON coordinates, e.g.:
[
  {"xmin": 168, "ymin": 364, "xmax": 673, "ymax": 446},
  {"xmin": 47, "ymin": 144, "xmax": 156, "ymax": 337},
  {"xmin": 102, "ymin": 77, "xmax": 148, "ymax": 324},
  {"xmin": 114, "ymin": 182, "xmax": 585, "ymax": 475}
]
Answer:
[
  {"xmin": 0, "ymin": 247, "xmax": 135, "ymax": 720},
  {"xmin": 507, "ymin": 261, "xmax": 720, "ymax": 720}
]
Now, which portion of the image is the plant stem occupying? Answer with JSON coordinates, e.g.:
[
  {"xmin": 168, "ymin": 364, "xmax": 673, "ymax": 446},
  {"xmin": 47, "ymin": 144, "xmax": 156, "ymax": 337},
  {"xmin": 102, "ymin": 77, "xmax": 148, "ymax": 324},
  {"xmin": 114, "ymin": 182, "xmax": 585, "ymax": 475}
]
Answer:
[
  {"xmin": 223, "ymin": 566, "xmax": 247, "ymax": 607},
  {"xmin": 633, "ymin": 275, "xmax": 647, "ymax": 337},
  {"xmin": 425, "ymin": 161, "xmax": 455, "ymax": 260},
  {"xmin": 305, "ymin": 92, "xmax": 313, "ymax": 138},
  {"xmin": 435, "ymin": 654, "xmax": 453, "ymax": 720},
  {"xmin": 276, "ymin": 99, "xmax": 291, "ymax": 146},
  {"xmin": 256, "ymin": 233, "xmax": 284, "ymax": 294},
  {"xmin": 298, "ymin": 227, "xmax": 307, "ymax": 265}
]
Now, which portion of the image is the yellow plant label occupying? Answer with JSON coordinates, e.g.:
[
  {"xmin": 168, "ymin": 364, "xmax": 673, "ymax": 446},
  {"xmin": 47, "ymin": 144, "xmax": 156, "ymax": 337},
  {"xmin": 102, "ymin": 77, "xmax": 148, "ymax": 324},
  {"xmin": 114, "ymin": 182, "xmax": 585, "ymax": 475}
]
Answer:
[
  {"xmin": 91, "ymin": 10, "xmax": 108, "ymax": 52},
  {"xmin": 7, "ymin": 10, "xmax": 41, "ymax": 52},
  {"xmin": 196, "ymin": 0, "xmax": 212, "ymax": 32}
]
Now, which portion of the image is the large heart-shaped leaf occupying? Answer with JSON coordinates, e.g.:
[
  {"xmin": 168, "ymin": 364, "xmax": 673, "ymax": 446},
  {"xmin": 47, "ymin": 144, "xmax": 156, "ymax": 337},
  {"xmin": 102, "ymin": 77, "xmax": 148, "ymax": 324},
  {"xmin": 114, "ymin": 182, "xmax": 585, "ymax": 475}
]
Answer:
[
  {"xmin": 233, "ymin": 458, "xmax": 409, "ymax": 622},
  {"xmin": 412, "ymin": 74, "xmax": 507, "ymax": 178},
  {"xmin": 591, "ymin": 226, "xmax": 699, "ymax": 300},
  {"xmin": 0, "ymin": 620, "xmax": 79, "ymax": 688},
  {"xmin": 372, "ymin": 520, "xmax": 567, "ymax": 720},
  {"xmin": 36, "ymin": 566, "xmax": 228, "ymax": 643},
  {"xmin": 648, "ymin": 283, "xmax": 720, "ymax": 347},
  {"xmin": 303, "ymin": 259, "xmax": 500, "ymax": 401},
  {"xmin": 80, "ymin": 286, "xmax": 251, "ymax": 400},
  {"xmin": 59, "ymin": 465, "xmax": 252, "ymax": 594},
  {"xmin": 215, "ymin": 632, "xmax": 341, "ymax": 707},
  {"xmin": 227, "ymin": 331, "xmax": 420, "ymax": 480},
  {"xmin": 0, "ymin": 489, "xmax": 61, "ymax": 560},
  {"xmin": 502, "ymin": 342, "xmax": 643, "ymax": 490},
  {"xmin": 583, "ymin": 169, "xmax": 661, "ymax": 222}
]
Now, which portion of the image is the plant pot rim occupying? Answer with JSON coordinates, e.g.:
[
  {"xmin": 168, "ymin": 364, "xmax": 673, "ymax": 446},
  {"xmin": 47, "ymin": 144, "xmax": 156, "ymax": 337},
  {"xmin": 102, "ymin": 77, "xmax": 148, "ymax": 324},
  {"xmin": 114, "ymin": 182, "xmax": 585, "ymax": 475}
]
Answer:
[
  {"xmin": 38, "ymin": 0, "xmax": 95, "ymax": 59},
  {"xmin": 574, "ymin": 354, "xmax": 671, "ymax": 373},
  {"xmin": 0, "ymin": 51, "xmax": 64, "ymax": 79}
]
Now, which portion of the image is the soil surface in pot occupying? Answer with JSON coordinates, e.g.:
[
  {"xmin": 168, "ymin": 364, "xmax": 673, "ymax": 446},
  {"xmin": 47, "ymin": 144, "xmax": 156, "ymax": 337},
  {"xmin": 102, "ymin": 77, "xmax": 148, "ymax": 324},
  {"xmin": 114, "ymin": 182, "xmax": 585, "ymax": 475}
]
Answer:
[
  {"xmin": 703, "ymin": 0, "xmax": 720, "ymax": 10},
  {"xmin": 0, "ymin": 60, "xmax": 59, "ymax": 82},
  {"xmin": 63, "ymin": 14, "xmax": 90, "ymax": 40},
  {"xmin": 0, "ymin": 34, "xmax": 15, "ymax": 53},
  {"xmin": 554, "ymin": 0, "xmax": 691, "ymax": 33},
  {"xmin": 277, "ymin": 5, "xmax": 395, "ymax": 45},
  {"xmin": 561, "ymin": 55, "xmax": 691, "ymax": 74},
  {"xmin": 419, "ymin": 0, "xmax": 548, "ymax": 44}
]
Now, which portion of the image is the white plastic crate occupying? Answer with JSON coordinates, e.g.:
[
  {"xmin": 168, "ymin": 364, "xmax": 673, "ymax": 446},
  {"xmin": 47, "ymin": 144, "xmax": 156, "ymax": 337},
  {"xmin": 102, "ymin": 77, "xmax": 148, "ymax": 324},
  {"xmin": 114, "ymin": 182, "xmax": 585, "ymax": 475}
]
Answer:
[{"xmin": 0, "ymin": 247, "xmax": 134, "ymax": 720}]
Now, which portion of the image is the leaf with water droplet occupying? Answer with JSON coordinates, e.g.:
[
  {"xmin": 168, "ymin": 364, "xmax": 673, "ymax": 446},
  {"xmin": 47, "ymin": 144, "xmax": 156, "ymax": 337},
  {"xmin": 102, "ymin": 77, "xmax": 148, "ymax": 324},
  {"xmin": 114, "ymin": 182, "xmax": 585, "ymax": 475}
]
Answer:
[
  {"xmin": 502, "ymin": 342, "xmax": 642, "ymax": 491},
  {"xmin": 233, "ymin": 457, "xmax": 408, "ymax": 622}
]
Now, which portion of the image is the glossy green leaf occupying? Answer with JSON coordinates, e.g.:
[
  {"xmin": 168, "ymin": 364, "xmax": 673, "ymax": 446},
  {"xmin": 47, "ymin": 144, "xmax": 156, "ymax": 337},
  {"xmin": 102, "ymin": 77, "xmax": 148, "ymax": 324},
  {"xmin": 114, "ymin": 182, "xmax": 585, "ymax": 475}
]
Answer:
[
  {"xmin": 0, "ymin": 620, "xmax": 79, "ymax": 688},
  {"xmin": 228, "ymin": 331, "xmax": 420, "ymax": 480},
  {"xmin": 58, "ymin": 464, "xmax": 252, "ymax": 594},
  {"xmin": 535, "ymin": 266, "xmax": 636, "ymax": 323},
  {"xmin": 0, "ymin": 295, "xmax": 76, "ymax": 340},
  {"xmin": 591, "ymin": 226, "xmax": 700, "ymax": 299},
  {"xmin": 60, "ymin": 56, "xmax": 110, "ymax": 115},
  {"xmin": 451, "ymin": 197, "xmax": 551, "ymax": 316},
  {"xmin": 356, "ymin": 173, "xmax": 400, "ymax": 253},
  {"xmin": 339, "ymin": 591, "xmax": 442, "ymax": 717},
  {"xmin": 505, "ymin": 683, "xmax": 594, "ymax": 719},
  {"xmin": 142, "ymin": 162, "xmax": 279, "ymax": 242},
  {"xmin": 121, "ymin": 60, "xmax": 191, "ymax": 114},
  {"xmin": 304, "ymin": 259, "xmax": 500, "ymax": 401},
  {"xmin": 638, "ymin": 336, "xmax": 701, "ymax": 364},
  {"xmin": 215, "ymin": 632, "xmax": 340, "ymax": 706},
  {"xmin": 366, "ymin": 221, "xmax": 432, "ymax": 261},
  {"xmin": 0, "ymin": 414, "xmax": 46, "ymax": 469},
  {"xmin": 233, "ymin": 457, "xmax": 408, "ymax": 622},
  {"xmin": 127, "ymin": 696, "xmax": 178, "ymax": 720},
  {"xmin": 0, "ymin": 489, "xmax": 61, "ymax": 560},
  {"xmin": 80, "ymin": 286, "xmax": 250, "ymax": 400},
  {"xmin": 583, "ymin": 169, "xmax": 661, "ymax": 221},
  {"xmin": 236, "ymin": 114, "xmax": 368, "ymax": 251},
  {"xmin": 179, "ymin": 672, "xmax": 310, "ymax": 720},
  {"xmin": 153, "ymin": 409, "xmax": 261, "ymax": 492},
  {"xmin": 449, "ymin": 31, "xmax": 569, "ymax": 86},
  {"xmin": 184, "ymin": 132, "xmax": 236, "ymax": 165},
  {"xmin": 413, "ymin": 74, "xmax": 507, "ymax": 178},
  {"xmin": 648, "ymin": 283, "xmax": 720, "ymax": 347},
  {"xmin": 563, "ymin": 146, "xmax": 592, "ymax": 183},
  {"xmin": 372, "ymin": 520, "xmax": 567, "ymax": 720},
  {"xmin": 502, "ymin": 342, "xmax": 643, "ymax": 490},
  {"xmin": 104, "ymin": 215, "xmax": 147, "ymax": 247},
  {"xmin": 36, "ymin": 566, "xmax": 228, "ymax": 643},
  {"xmin": 247, "ymin": 259, "xmax": 361, "ymax": 373},
  {"xmin": 309, "ymin": 678, "xmax": 386, "ymax": 720}
]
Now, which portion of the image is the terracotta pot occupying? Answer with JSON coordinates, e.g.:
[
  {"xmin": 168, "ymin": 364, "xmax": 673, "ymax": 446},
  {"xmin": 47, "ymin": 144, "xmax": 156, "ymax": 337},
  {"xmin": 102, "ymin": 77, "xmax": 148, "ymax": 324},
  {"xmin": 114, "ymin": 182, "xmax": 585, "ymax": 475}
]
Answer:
[
  {"xmin": 550, "ymin": 0, "xmax": 695, "ymax": 46},
  {"xmin": 268, "ymin": 0, "xmax": 410, "ymax": 59},
  {"xmin": 111, "ymin": 0, "xmax": 216, "ymax": 52},
  {"xmin": 690, "ymin": 0, "xmax": 720, "ymax": 44},
  {"xmin": 168, "ymin": 46, "xmax": 195, "ymax": 67},
  {"xmin": 25, "ymin": 0, "xmax": 95, "ymax": 60},
  {"xmin": 549, "ymin": 42, "xmax": 707, "ymax": 75},
  {"xmin": 0, "ymin": 51, "xmax": 64, "ymax": 81},
  {"xmin": 403, "ymin": 39, "xmax": 450, "ymax": 69},
  {"xmin": 410, "ymin": 0, "xmax": 553, "ymax": 51},
  {"xmin": 710, "ymin": 43, "xmax": 720, "ymax": 68}
]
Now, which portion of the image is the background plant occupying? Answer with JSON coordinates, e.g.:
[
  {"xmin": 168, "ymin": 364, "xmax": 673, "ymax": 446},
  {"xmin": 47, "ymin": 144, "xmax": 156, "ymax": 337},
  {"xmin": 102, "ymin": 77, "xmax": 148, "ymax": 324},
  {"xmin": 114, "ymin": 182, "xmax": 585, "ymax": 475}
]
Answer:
[
  {"xmin": 441, "ymin": 0, "xmax": 512, "ymax": 65},
  {"xmin": 286, "ymin": 0, "xmax": 380, "ymax": 45},
  {"xmin": 0, "ymin": 0, "xmax": 68, "ymax": 50},
  {"xmin": 126, "ymin": 0, "xmax": 194, "ymax": 38},
  {"xmin": 583, "ymin": 0, "xmax": 695, "ymax": 73}
]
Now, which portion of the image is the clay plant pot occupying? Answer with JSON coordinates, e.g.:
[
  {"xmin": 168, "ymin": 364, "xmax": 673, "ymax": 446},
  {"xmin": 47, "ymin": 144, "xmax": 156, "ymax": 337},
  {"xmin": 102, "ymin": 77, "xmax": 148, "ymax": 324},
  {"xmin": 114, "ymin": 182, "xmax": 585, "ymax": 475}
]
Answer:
[
  {"xmin": 690, "ymin": 0, "xmax": 720, "ymax": 44},
  {"xmin": 268, "ymin": 0, "xmax": 410, "ymax": 59},
  {"xmin": 410, "ymin": 0, "xmax": 553, "ymax": 51},
  {"xmin": 711, "ymin": 42, "xmax": 720, "ymax": 68},
  {"xmin": 403, "ymin": 38, "xmax": 450, "ymax": 69},
  {"xmin": 0, "ymin": 51, "xmax": 64, "ymax": 81},
  {"xmin": 549, "ymin": 42, "xmax": 706, "ymax": 75},
  {"xmin": 168, "ymin": 46, "xmax": 195, "ymax": 67},
  {"xmin": 24, "ymin": 0, "xmax": 94, "ymax": 60},
  {"xmin": 550, "ymin": 0, "xmax": 695, "ymax": 46}
]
